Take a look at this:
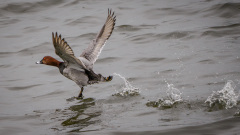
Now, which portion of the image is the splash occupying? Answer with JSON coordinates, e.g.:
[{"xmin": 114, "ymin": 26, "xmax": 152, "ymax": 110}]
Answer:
[
  {"xmin": 112, "ymin": 73, "xmax": 140, "ymax": 97},
  {"xmin": 205, "ymin": 80, "xmax": 239, "ymax": 109},
  {"xmin": 166, "ymin": 83, "xmax": 183, "ymax": 103},
  {"xmin": 147, "ymin": 83, "xmax": 183, "ymax": 108},
  {"xmin": 234, "ymin": 109, "xmax": 240, "ymax": 117}
]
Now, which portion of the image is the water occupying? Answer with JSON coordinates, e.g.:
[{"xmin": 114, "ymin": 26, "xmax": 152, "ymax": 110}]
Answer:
[{"xmin": 1, "ymin": 0, "xmax": 240, "ymax": 135}]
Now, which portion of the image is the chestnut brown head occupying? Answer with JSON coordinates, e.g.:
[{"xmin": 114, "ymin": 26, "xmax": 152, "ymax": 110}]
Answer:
[{"xmin": 36, "ymin": 56, "xmax": 61, "ymax": 67}]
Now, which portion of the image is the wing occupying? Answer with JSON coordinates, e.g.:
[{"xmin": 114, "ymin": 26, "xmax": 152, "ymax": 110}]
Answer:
[
  {"xmin": 80, "ymin": 9, "xmax": 116, "ymax": 64},
  {"xmin": 52, "ymin": 32, "xmax": 87, "ymax": 70}
]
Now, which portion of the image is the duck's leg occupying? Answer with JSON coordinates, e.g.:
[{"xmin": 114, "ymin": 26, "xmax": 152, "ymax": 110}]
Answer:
[{"xmin": 78, "ymin": 87, "xmax": 84, "ymax": 98}]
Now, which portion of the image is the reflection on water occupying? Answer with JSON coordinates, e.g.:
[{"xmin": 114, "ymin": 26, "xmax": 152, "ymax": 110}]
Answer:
[{"xmin": 61, "ymin": 98, "xmax": 101, "ymax": 133}]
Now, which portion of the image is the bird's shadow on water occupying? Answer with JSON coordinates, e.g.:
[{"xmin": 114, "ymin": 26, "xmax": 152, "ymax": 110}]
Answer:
[{"xmin": 61, "ymin": 97, "xmax": 102, "ymax": 133}]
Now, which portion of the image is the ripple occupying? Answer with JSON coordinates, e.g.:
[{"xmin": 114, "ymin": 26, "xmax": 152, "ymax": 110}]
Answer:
[
  {"xmin": 24, "ymin": 26, "xmax": 48, "ymax": 33},
  {"xmin": 67, "ymin": 33, "xmax": 96, "ymax": 41},
  {"xmin": 160, "ymin": 69, "xmax": 176, "ymax": 74},
  {"xmin": 0, "ymin": 51, "xmax": 15, "ymax": 58},
  {"xmin": 129, "ymin": 33, "xmax": 155, "ymax": 43},
  {"xmin": 0, "ymin": 64, "xmax": 11, "ymax": 68},
  {"xmin": 204, "ymin": 2, "xmax": 240, "ymax": 18},
  {"xmin": 97, "ymin": 57, "xmax": 120, "ymax": 63},
  {"xmin": 201, "ymin": 29, "xmax": 239, "ymax": 37},
  {"xmin": 132, "ymin": 57, "xmax": 166, "ymax": 63},
  {"xmin": 4, "ymin": 35, "xmax": 22, "ymax": 38},
  {"xmin": 0, "ymin": 18, "xmax": 19, "ymax": 27},
  {"xmin": 200, "ymin": 72, "xmax": 240, "ymax": 79},
  {"xmin": 66, "ymin": 16, "xmax": 99, "ymax": 26},
  {"xmin": 17, "ymin": 42, "xmax": 52, "ymax": 56},
  {"xmin": 116, "ymin": 25, "xmax": 142, "ymax": 32},
  {"xmin": 33, "ymin": 91, "xmax": 65, "ymax": 99},
  {"xmin": 129, "ymin": 31, "xmax": 192, "ymax": 43},
  {"xmin": 1, "ymin": 0, "xmax": 64, "ymax": 13},
  {"xmin": 198, "ymin": 59, "xmax": 216, "ymax": 64},
  {"xmin": 202, "ymin": 22, "xmax": 240, "ymax": 37},
  {"xmin": 156, "ymin": 31, "xmax": 190, "ymax": 39},
  {"xmin": 145, "ymin": 7, "xmax": 199, "ymax": 19},
  {"xmin": 210, "ymin": 23, "xmax": 240, "ymax": 29},
  {"xmin": 63, "ymin": 0, "xmax": 81, "ymax": 7},
  {"xmin": 6, "ymin": 84, "xmax": 42, "ymax": 91}
]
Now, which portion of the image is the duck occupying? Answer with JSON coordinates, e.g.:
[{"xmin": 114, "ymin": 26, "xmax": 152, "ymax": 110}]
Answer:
[{"xmin": 36, "ymin": 9, "xmax": 116, "ymax": 98}]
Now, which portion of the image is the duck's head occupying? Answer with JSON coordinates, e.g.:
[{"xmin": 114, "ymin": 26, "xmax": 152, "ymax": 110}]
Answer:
[{"xmin": 36, "ymin": 56, "xmax": 61, "ymax": 67}]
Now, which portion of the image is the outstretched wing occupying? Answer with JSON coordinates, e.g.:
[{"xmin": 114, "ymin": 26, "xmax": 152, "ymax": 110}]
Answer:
[
  {"xmin": 52, "ymin": 32, "xmax": 87, "ymax": 69},
  {"xmin": 80, "ymin": 9, "xmax": 116, "ymax": 64}
]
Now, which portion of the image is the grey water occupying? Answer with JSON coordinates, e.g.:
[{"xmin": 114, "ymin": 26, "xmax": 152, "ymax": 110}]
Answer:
[{"xmin": 0, "ymin": 0, "xmax": 240, "ymax": 135}]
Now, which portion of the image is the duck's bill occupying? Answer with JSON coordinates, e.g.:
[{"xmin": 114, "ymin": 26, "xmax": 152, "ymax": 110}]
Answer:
[{"xmin": 36, "ymin": 60, "xmax": 43, "ymax": 64}]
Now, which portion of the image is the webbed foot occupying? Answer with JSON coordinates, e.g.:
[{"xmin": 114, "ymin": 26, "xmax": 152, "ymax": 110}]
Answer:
[{"xmin": 105, "ymin": 76, "xmax": 113, "ymax": 82}]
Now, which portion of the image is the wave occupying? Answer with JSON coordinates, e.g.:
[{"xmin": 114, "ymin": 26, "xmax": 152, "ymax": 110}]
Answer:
[
  {"xmin": 116, "ymin": 24, "xmax": 158, "ymax": 32},
  {"xmin": 66, "ymin": 16, "xmax": 99, "ymax": 26},
  {"xmin": 201, "ymin": 29, "xmax": 240, "ymax": 37},
  {"xmin": 0, "ymin": 0, "xmax": 64, "ymax": 13},
  {"xmin": 66, "ymin": 33, "xmax": 96, "ymax": 41},
  {"xmin": 6, "ymin": 84, "xmax": 42, "ymax": 91},
  {"xmin": 116, "ymin": 25, "xmax": 142, "ymax": 32},
  {"xmin": 203, "ymin": 2, "xmax": 240, "ymax": 18},
  {"xmin": 97, "ymin": 57, "xmax": 120, "ymax": 63},
  {"xmin": 198, "ymin": 59, "xmax": 216, "ymax": 64},
  {"xmin": 17, "ymin": 42, "xmax": 52, "ymax": 56},
  {"xmin": 132, "ymin": 57, "xmax": 166, "ymax": 63},
  {"xmin": 0, "ymin": 18, "xmax": 19, "ymax": 28},
  {"xmin": 128, "ymin": 31, "xmax": 192, "ymax": 44},
  {"xmin": 112, "ymin": 117, "xmax": 240, "ymax": 135},
  {"xmin": 201, "ymin": 22, "xmax": 240, "ymax": 37}
]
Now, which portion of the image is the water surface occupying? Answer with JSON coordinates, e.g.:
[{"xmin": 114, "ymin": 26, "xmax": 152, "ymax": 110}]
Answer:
[{"xmin": 0, "ymin": 0, "xmax": 240, "ymax": 134}]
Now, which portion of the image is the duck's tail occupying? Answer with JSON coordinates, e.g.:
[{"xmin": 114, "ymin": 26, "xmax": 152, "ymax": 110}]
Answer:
[{"xmin": 85, "ymin": 69, "xmax": 113, "ymax": 83}]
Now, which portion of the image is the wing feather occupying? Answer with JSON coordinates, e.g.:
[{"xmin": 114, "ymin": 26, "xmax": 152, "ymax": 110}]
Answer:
[
  {"xmin": 52, "ymin": 32, "xmax": 87, "ymax": 69},
  {"xmin": 80, "ymin": 9, "xmax": 116, "ymax": 64}
]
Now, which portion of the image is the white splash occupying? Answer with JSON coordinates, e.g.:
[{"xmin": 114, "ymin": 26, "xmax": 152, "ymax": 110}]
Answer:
[
  {"xmin": 147, "ymin": 83, "xmax": 183, "ymax": 108},
  {"xmin": 112, "ymin": 73, "xmax": 140, "ymax": 97},
  {"xmin": 166, "ymin": 83, "xmax": 183, "ymax": 102},
  {"xmin": 161, "ymin": 83, "xmax": 183, "ymax": 107},
  {"xmin": 205, "ymin": 80, "xmax": 239, "ymax": 109}
]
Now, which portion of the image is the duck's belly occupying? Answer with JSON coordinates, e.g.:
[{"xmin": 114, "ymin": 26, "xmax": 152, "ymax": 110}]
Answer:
[{"xmin": 62, "ymin": 68, "xmax": 89, "ymax": 87}]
